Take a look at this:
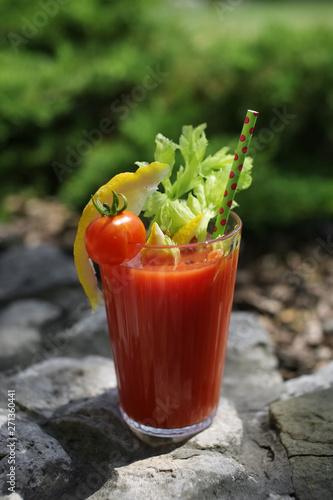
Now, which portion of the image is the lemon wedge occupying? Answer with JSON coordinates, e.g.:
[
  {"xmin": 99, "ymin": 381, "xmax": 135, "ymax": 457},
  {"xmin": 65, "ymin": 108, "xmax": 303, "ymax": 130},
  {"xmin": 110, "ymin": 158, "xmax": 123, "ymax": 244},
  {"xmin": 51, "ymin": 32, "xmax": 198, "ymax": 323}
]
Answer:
[
  {"xmin": 141, "ymin": 222, "xmax": 180, "ymax": 266},
  {"xmin": 172, "ymin": 213, "xmax": 205, "ymax": 245},
  {"xmin": 145, "ymin": 222, "xmax": 166, "ymax": 245},
  {"xmin": 74, "ymin": 162, "xmax": 170, "ymax": 310}
]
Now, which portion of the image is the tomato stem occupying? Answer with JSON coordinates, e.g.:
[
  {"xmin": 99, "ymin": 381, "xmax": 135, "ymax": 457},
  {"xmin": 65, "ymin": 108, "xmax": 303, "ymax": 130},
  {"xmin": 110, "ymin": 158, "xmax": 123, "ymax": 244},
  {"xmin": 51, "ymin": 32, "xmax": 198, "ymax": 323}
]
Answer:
[{"xmin": 91, "ymin": 191, "xmax": 128, "ymax": 216}]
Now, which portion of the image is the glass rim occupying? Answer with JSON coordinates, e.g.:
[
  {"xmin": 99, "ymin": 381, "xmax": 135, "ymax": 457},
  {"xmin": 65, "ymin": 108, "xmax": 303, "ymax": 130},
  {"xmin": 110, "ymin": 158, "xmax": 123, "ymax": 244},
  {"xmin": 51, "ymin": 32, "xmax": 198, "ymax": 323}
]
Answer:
[{"xmin": 132, "ymin": 211, "xmax": 242, "ymax": 250}]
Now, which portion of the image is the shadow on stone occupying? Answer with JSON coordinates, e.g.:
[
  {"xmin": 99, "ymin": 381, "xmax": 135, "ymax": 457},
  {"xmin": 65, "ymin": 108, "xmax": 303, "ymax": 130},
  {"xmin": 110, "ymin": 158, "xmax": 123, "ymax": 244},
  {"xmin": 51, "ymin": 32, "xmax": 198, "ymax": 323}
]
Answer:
[{"xmin": 44, "ymin": 389, "xmax": 187, "ymax": 499}]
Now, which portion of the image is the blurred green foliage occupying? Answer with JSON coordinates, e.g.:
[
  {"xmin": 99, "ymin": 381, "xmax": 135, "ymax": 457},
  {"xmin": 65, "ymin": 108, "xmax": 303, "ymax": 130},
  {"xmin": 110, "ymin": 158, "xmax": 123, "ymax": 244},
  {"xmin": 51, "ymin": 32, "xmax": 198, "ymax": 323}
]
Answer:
[{"xmin": 0, "ymin": 0, "xmax": 333, "ymax": 231}]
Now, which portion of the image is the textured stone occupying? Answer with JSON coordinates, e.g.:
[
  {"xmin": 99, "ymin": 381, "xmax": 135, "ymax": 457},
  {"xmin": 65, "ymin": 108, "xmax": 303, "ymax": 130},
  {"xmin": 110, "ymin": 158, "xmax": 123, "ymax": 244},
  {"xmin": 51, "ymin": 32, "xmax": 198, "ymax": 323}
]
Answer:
[
  {"xmin": 223, "ymin": 312, "xmax": 284, "ymax": 411},
  {"xmin": 0, "ymin": 409, "xmax": 73, "ymax": 500},
  {"xmin": 0, "ymin": 326, "xmax": 41, "ymax": 372},
  {"xmin": 0, "ymin": 356, "xmax": 117, "ymax": 419},
  {"xmin": 0, "ymin": 244, "xmax": 79, "ymax": 302},
  {"xmin": 0, "ymin": 313, "xmax": 297, "ymax": 500},
  {"xmin": 281, "ymin": 361, "xmax": 333, "ymax": 400},
  {"xmin": 0, "ymin": 300, "xmax": 61, "ymax": 330},
  {"xmin": 191, "ymin": 398, "xmax": 243, "ymax": 452},
  {"xmin": 266, "ymin": 496, "xmax": 294, "ymax": 500},
  {"xmin": 0, "ymin": 494, "xmax": 24, "ymax": 500},
  {"xmin": 289, "ymin": 456, "xmax": 333, "ymax": 500},
  {"xmin": 227, "ymin": 311, "xmax": 270, "ymax": 351},
  {"xmin": 234, "ymin": 410, "xmax": 293, "ymax": 500},
  {"xmin": 0, "ymin": 303, "xmax": 109, "ymax": 372},
  {"xmin": 270, "ymin": 388, "xmax": 333, "ymax": 500},
  {"xmin": 270, "ymin": 388, "xmax": 333, "ymax": 457},
  {"xmin": 87, "ymin": 452, "xmax": 247, "ymax": 500},
  {"xmin": 42, "ymin": 286, "xmax": 90, "ymax": 322},
  {"xmin": 85, "ymin": 435, "xmax": 293, "ymax": 500},
  {"xmin": 58, "ymin": 306, "xmax": 111, "ymax": 359},
  {"xmin": 48, "ymin": 387, "xmax": 141, "ymax": 467}
]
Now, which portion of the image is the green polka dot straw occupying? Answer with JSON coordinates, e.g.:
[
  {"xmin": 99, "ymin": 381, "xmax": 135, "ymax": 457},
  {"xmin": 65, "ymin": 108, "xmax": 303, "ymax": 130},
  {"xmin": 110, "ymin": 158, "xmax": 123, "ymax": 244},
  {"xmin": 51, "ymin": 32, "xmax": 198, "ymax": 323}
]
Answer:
[{"xmin": 212, "ymin": 109, "xmax": 258, "ymax": 239}]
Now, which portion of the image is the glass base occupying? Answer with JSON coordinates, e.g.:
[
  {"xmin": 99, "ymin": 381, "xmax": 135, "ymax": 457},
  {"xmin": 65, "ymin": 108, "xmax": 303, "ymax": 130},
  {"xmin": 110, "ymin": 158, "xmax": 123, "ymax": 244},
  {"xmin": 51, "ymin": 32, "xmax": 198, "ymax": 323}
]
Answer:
[{"xmin": 120, "ymin": 407, "xmax": 217, "ymax": 446}]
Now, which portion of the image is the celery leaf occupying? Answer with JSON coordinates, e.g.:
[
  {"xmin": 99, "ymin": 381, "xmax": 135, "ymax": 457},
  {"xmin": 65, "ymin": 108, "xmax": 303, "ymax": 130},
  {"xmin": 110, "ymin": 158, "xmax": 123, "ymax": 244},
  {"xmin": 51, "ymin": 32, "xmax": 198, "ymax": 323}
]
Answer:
[{"xmin": 141, "ymin": 124, "xmax": 254, "ymax": 239}]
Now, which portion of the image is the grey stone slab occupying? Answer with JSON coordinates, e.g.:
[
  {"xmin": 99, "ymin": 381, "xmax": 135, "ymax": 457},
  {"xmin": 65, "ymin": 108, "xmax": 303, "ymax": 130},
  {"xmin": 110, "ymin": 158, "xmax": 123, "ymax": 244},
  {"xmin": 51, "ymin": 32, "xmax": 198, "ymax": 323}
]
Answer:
[
  {"xmin": 281, "ymin": 361, "xmax": 333, "ymax": 400},
  {"xmin": 191, "ymin": 398, "xmax": 243, "ymax": 453},
  {"xmin": 0, "ymin": 304, "xmax": 110, "ymax": 372},
  {"xmin": 270, "ymin": 388, "xmax": 333, "ymax": 500},
  {"xmin": 290, "ymin": 456, "xmax": 333, "ymax": 500},
  {"xmin": 58, "ymin": 305, "xmax": 111, "ymax": 359},
  {"xmin": 86, "ymin": 451, "xmax": 248, "ymax": 500},
  {"xmin": 0, "ymin": 409, "xmax": 73, "ymax": 500},
  {"xmin": 0, "ymin": 356, "xmax": 117, "ymax": 418},
  {"xmin": 42, "ymin": 285, "xmax": 90, "ymax": 321},
  {"xmin": 266, "ymin": 496, "xmax": 294, "ymax": 500},
  {"xmin": 0, "ymin": 312, "xmax": 295, "ymax": 500},
  {"xmin": 228, "ymin": 311, "xmax": 271, "ymax": 350},
  {"xmin": 0, "ymin": 326, "xmax": 41, "ymax": 372},
  {"xmin": 0, "ymin": 300, "xmax": 61, "ymax": 330},
  {"xmin": 223, "ymin": 312, "xmax": 284, "ymax": 411},
  {"xmin": 270, "ymin": 387, "xmax": 333, "ymax": 457},
  {"xmin": 0, "ymin": 244, "xmax": 79, "ymax": 302},
  {"xmin": 235, "ymin": 410, "xmax": 294, "ymax": 499},
  {"xmin": 0, "ymin": 495, "xmax": 24, "ymax": 500}
]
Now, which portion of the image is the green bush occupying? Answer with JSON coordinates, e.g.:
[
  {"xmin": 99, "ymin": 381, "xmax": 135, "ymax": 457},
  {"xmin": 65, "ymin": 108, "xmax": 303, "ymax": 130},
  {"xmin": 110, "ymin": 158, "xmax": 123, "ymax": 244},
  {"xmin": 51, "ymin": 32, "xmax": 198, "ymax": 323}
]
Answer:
[{"xmin": 0, "ymin": 1, "xmax": 332, "ymax": 231}]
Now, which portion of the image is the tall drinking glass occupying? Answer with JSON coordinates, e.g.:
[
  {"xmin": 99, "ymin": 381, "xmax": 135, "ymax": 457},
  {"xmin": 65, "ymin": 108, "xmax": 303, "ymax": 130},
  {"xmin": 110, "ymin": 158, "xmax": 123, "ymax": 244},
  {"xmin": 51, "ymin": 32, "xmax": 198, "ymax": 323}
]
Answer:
[{"xmin": 100, "ymin": 212, "xmax": 242, "ymax": 442}]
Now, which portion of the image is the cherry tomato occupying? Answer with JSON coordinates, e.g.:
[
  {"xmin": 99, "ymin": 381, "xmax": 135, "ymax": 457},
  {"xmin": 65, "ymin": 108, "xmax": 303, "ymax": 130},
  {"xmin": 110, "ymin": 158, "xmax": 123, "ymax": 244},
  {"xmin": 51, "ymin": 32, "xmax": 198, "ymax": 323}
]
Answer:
[{"xmin": 84, "ymin": 211, "xmax": 146, "ymax": 265}]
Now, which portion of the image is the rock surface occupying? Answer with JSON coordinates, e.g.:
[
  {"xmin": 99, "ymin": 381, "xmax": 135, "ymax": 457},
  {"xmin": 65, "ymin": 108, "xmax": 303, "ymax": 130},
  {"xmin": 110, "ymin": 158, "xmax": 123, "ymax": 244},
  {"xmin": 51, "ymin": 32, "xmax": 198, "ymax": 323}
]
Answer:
[
  {"xmin": 0, "ymin": 409, "xmax": 73, "ymax": 500},
  {"xmin": 282, "ymin": 362, "xmax": 333, "ymax": 400},
  {"xmin": 0, "ymin": 313, "xmax": 296, "ymax": 500},
  {"xmin": 223, "ymin": 312, "xmax": 284, "ymax": 410},
  {"xmin": 58, "ymin": 306, "xmax": 111, "ymax": 359},
  {"xmin": 270, "ymin": 388, "xmax": 333, "ymax": 500},
  {"xmin": 0, "ymin": 243, "xmax": 332, "ymax": 499},
  {"xmin": 0, "ymin": 244, "xmax": 79, "ymax": 303},
  {"xmin": 0, "ymin": 325, "xmax": 41, "ymax": 372},
  {"xmin": 271, "ymin": 388, "xmax": 333, "ymax": 457},
  {"xmin": 0, "ymin": 308, "xmax": 332, "ymax": 499},
  {"xmin": 0, "ymin": 300, "xmax": 62, "ymax": 330}
]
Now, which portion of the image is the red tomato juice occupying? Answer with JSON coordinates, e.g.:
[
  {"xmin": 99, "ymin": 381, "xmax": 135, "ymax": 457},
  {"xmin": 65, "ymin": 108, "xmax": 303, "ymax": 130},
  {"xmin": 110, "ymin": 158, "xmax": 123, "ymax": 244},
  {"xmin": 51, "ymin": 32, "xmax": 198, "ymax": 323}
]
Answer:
[{"xmin": 101, "ymin": 246, "xmax": 239, "ymax": 431}]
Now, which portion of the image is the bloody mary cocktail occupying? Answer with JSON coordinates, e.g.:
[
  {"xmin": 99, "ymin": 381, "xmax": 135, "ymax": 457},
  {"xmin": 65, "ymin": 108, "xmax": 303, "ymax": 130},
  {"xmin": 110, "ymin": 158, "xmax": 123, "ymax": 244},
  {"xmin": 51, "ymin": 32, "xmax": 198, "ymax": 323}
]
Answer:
[{"xmin": 100, "ymin": 212, "xmax": 241, "ymax": 440}]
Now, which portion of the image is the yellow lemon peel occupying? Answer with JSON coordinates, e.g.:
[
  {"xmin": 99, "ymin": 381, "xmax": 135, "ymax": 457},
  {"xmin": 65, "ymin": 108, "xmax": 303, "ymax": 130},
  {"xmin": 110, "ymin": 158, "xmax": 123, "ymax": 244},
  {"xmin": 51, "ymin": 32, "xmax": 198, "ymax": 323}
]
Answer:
[
  {"xmin": 74, "ymin": 162, "xmax": 169, "ymax": 310},
  {"xmin": 172, "ymin": 213, "xmax": 205, "ymax": 245}
]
